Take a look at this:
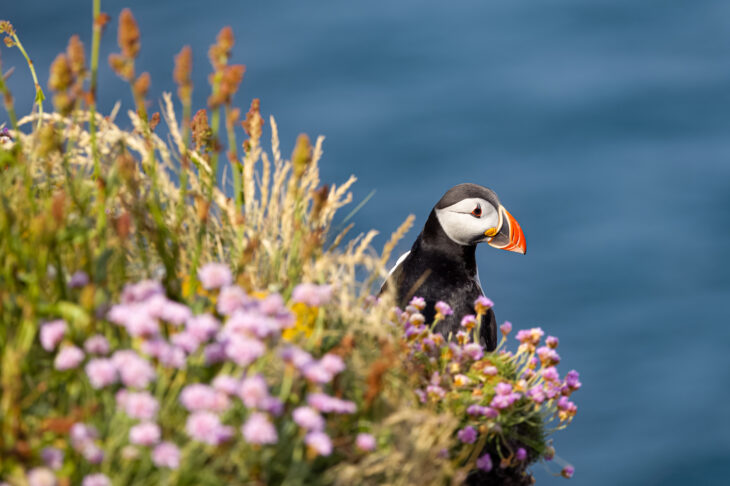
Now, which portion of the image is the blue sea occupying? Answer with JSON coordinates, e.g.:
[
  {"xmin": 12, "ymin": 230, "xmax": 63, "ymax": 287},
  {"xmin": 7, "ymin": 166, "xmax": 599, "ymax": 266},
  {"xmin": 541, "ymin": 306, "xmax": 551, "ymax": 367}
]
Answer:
[{"xmin": 4, "ymin": 1, "xmax": 730, "ymax": 484}]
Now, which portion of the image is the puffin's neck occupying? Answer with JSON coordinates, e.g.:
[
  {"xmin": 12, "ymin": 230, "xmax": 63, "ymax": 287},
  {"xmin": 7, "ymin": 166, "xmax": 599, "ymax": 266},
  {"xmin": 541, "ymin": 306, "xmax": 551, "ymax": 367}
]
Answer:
[{"xmin": 416, "ymin": 210, "xmax": 478, "ymax": 276}]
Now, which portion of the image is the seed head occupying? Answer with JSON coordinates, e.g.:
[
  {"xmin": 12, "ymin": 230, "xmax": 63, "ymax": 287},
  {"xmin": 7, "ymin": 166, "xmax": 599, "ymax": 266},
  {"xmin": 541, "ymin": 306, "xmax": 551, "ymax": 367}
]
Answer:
[
  {"xmin": 66, "ymin": 35, "xmax": 86, "ymax": 75},
  {"xmin": 118, "ymin": 9, "xmax": 141, "ymax": 59}
]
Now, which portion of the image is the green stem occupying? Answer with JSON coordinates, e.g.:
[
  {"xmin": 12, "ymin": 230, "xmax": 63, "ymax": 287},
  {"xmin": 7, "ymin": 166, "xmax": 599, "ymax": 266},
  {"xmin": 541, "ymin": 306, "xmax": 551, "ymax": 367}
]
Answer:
[
  {"xmin": 10, "ymin": 32, "xmax": 44, "ymax": 131},
  {"xmin": 89, "ymin": 0, "xmax": 102, "ymax": 179}
]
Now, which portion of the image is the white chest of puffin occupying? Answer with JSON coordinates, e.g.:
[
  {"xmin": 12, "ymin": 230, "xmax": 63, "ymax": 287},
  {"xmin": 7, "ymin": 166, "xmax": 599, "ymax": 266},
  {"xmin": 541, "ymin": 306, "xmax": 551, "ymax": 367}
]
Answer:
[{"xmin": 381, "ymin": 183, "xmax": 526, "ymax": 351}]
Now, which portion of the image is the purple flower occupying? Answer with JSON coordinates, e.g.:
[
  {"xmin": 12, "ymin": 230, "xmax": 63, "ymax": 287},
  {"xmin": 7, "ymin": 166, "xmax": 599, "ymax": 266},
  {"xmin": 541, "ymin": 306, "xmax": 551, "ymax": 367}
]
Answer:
[
  {"xmin": 565, "ymin": 370, "xmax": 582, "ymax": 390},
  {"xmin": 474, "ymin": 295, "xmax": 493, "ymax": 313},
  {"xmin": 304, "ymin": 431, "xmax": 332, "ymax": 456},
  {"xmin": 483, "ymin": 365, "xmax": 498, "ymax": 376},
  {"xmin": 302, "ymin": 362, "xmax": 334, "ymax": 384},
  {"xmin": 242, "ymin": 413, "xmax": 277, "ymax": 445},
  {"xmin": 185, "ymin": 411, "xmax": 225, "ymax": 445},
  {"xmin": 293, "ymin": 406, "xmax": 325, "ymax": 432},
  {"xmin": 180, "ymin": 384, "xmax": 230, "ymax": 413},
  {"xmin": 40, "ymin": 320, "xmax": 67, "ymax": 351},
  {"xmin": 426, "ymin": 385, "xmax": 446, "ymax": 400},
  {"xmin": 466, "ymin": 404, "xmax": 496, "ymax": 418},
  {"xmin": 85, "ymin": 359, "xmax": 118, "ymax": 388},
  {"xmin": 198, "ymin": 263, "xmax": 233, "ymax": 290},
  {"xmin": 515, "ymin": 447, "xmax": 527, "ymax": 461},
  {"xmin": 527, "ymin": 386, "xmax": 546, "ymax": 404},
  {"xmin": 41, "ymin": 447, "xmax": 64, "ymax": 470},
  {"xmin": 204, "ymin": 342, "xmax": 226, "ymax": 364},
  {"xmin": 499, "ymin": 321, "xmax": 512, "ymax": 335},
  {"xmin": 224, "ymin": 335, "xmax": 265, "ymax": 367},
  {"xmin": 70, "ymin": 423, "xmax": 98, "ymax": 448},
  {"xmin": 434, "ymin": 301, "xmax": 453, "ymax": 317},
  {"xmin": 281, "ymin": 346, "xmax": 314, "ymax": 369},
  {"xmin": 54, "ymin": 346, "xmax": 85, "ymax": 370},
  {"xmin": 460, "ymin": 314, "xmax": 476, "ymax": 330},
  {"xmin": 546, "ymin": 335, "xmax": 559, "ymax": 348},
  {"xmin": 143, "ymin": 295, "xmax": 192, "ymax": 325},
  {"xmin": 319, "ymin": 353, "xmax": 345, "ymax": 375},
  {"xmin": 463, "ymin": 343, "xmax": 484, "ymax": 361},
  {"xmin": 81, "ymin": 443, "xmax": 104, "ymax": 464},
  {"xmin": 238, "ymin": 374, "xmax": 269, "ymax": 409},
  {"xmin": 121, "ymin": 391, "xmax": 159, "ymax": 420},
  {"xmin": 457, "ymin": 426, "xmax": 477, "ymax": 444},
  {"xmin": 356, "ymin": 433, "xmax": 376, "ymax": 451},
  {"xmin": 537, "ymin": 346, "xmax": 560, "ymax": 366},
  {"xmin": 113, "ymin": 350, "xmax": 155, "ymax": 389},
  {"xmin": 81, "ymin": 474, "xmax": 111, "ymax": 486},
  {"xmin": 129, "ymin": 422, "xmax": 160, "ymax": 446},
  {"xmin": 186, "ymin": 313, "xmax": 220, "ymax": 342},
  {"xmin": 83, "ymin": 335, "xmax": 110, "ymax": 355},
  {"xmin": 495, "ymin": 382, "xmax": 512, "ymax": 395},
  {"xmin": 108, "ymin": 303, "xmax": 159, "ymax": 338},
  {"xmin": 212, "ymin": 374, "xmax": 240, "ymax": 395},
  {"xmin": 224, "ymin": 310, "xmax": 280, "ymax": 339},
  {"xmin": 121, "ymin": 280, "xmax": 164, "ymax": 304},
  {"xmin": 561, "ymin": 466, "xmax": 575, "ymax": 479},
  {"xmin": 152, "ymin": 442, "xmax": 180, "ymax": 469},
  {"xmin": 69, "ymin": 271, "xmax": 90, "ymax": 288},
  {"xmin": 292, "ymin": 283, "xmax": 332, "ymax": 307},
  {"xmin": 259, "ymin": 293, "xmax": 285, "ymax": 315},
  {"xmin": 408, "ymin": 296, "xmax": 426, "ymax": 310},
  {"xmin": 542, "ymin": 366, "xmax": 560, "ymax": 382},
  {"xmin": 27, "ymin": 468, "xmax": 56, "ymax": 486},
  {"xmin": 476, "ymin": 454, "xmax": 493, "ymax": 472},
  {"xmin": 171, "ymin": 331, "xmax": 201, "ymax": 354},
  {"xmin": 307, "ymin": 393, "xmax": 356, "ymax": 414},
  {"xmin": 217, "ymin": 285, "xmax": 250, "ymax": 315}
]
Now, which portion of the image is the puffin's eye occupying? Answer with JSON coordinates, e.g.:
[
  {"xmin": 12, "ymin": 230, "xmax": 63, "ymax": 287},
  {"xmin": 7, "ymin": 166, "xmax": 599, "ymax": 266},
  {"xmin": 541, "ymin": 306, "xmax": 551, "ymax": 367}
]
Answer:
[{"xmin": 471, "ymin": 205, "xmax": 482, "ymax": 218}]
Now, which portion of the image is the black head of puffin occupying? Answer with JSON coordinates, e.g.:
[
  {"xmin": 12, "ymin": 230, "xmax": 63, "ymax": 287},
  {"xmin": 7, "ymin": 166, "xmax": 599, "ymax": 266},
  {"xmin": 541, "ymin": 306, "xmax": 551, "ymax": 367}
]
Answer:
[{"xmin": 433, "ymin": 183, "xmax": 527, "ymax": 254}]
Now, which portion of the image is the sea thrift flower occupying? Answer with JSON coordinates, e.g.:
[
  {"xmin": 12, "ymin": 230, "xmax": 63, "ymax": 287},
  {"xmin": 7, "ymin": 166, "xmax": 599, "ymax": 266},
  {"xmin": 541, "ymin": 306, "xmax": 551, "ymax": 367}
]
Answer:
[
  {"xmin": 464, "ymin": 343, "xmax": 484, "ymax": 360},
  {"xmin": 515, "ymin": 447, "xmax": 527, "ymax": 461},
  {"xmin": 204, "ymin": 342, "xmax": 226, "ymax": 364},
  {"xmin": 121, "ymin": 391, "xmax": 159, "ymax": 420},
  {"xmin": 291, "ymin": 283, "xmax": 332, "ymax": 307},
  {"xmin": 121, "ymin": 280, "xmax": 164, "ymax": 304},
  {"xmin": 434, "ymin": 301, "xmax": 453, "ymax": 318},
  {"xmin": 527, "ymin": 386, "xmax": 546, "ymax": 404},
  {"xmin": 212, "ymin": 374, "xmax": 240, "ymax": 395},
  {"xmin": 307, "ymin": 393, "xmax": 356, "ymax": 414},
  {"xmin": 186, "ymin": 313, "xmax": 220, "ymax": 341},
  {"xmin": 185, "ymin": 411, "xmax": 225, "ymax": 445},
  {"xmin": 152, "ymin": 442, "xmax": 180, "ymax": 469},
  {"xmin": 70, "ymin": 423, "xmax": 98, "ymax": 447},
  {"xmin": 198, "ymin": 263, "xmax": 233, "ymax": 289},
  {"xmin": 259, "ymin": 293, "xmax": 285, "ymax": 315},
  {"xmin": 144, "ymin": 295, "xmax": 191, "ymax": 325},
  {"xmin": 409, "ymin": 296, "xmax": 426, "ymax": 311},
  {"xmin": 238, "ymin": 375, "xmax": 269, "ymax": 409},
  {"xmin": 41, "ymin": 447, "xmax": 64, "ymax": 470},
  {"xmin": 81, "ymin": 474, "xmax": 111, "ymax": 486},
  {"xmin": 474, "ymin": 296, "xmax": 493, "ymax": 313},
  {"xmin": 113, "ymin": 351, "xmax": 156, "ymax": 388},
  {"xmin": 180, "ymin": 384, "xmax": 229, "ymax": 412},
  {"xmin": 302, "ymin": 362, "xmax": 334, "ymax": 384},
  {"xmin": 455, "ymin": 330, "xmax": 469, "ymax": 345},
  {"xmin": 565, "ymin": 370, "xmax": 582, "ymax": 390},
  {"xmin": 225, "ymin": 335, "xmax": 265, "ymax": 366},
  {"xmin": 457, "ymin": 426, "xmax": 477, "ymax": 444},
  {"xmin": 454, "ymin": 374, "xmax": 471, "ymax": 387},
  {"xmin": 356, "ymin": 433, "xmax": 376, "ymax": 451},
  {"xmin": 171, "ymin": 331, "xmax": 201, "ymax": 353},
  {"xmin": 84, "ymin": 335, "xmax": 110, "ymax": 355},
  {"xmin": 561, "ymin": 466, "xmax": 575, "ymax": 478},
  {"xmin": 426, "ymin": 385, "xmax": 446, "ymax": 400},
  {"xmin": 217, "ymin": 285, "xmax": 250, "ymax": 315},
  {"xmin": 546, "ymin": 335, "xmax": 559, "ymax": 348},
  {"xmin": 542, "ymin": 366, "xmax": 560, "ymax": 382},
  {"xmin": 461, "ymin": 315, "xmax": 476, "ymax": 331},
  {"xmin": 81, "ymin": 443, "xmax": 104, "ymax": 464},
  {"xmin": 54, "ymin": 346, "xmax": 84, "ymax": 370},
  {"xmin": 129, "ymin": 422, "xmax": 161, "ymax": 446},
  {"xmin": 319, "ymin": 353, "xmax": 345, "ymax": 375},
  {"xmin": 85, "ymin": 359, "xmax": 118, "ymax": 388},
  {"xmin": 293, "ymin": 406, "xmax": 325, "ymax": 431},
  {"xmin": 409, "ymin": 313, "xmax": 425, "ymax": 326},
  {"xmin": 500, "ymin": 321, "xmax": 512, "ymax": 335},
  {"xmin": 27, "ymin": 468, "xmax": 56, "ymax": 486},
  {"xmin": 477, "ymin": 454, "xmax": 493, "ymax": 472},
  {"xmin": 69, "ymin": 271, "xmax": 89, "ymax": 288},
  {"xmin": 242, "ymin": 413, "xmax": 277, "ymax": 445},
  {"xmin": 305, "ymin": 431, "xmax": 332, "ymax": 456},
  {"xmin": 40, "ymin": 320, "xmax": 67, "ymax": 351},
  {"xmin": 483, "ymin": 365, "xmax": 498, "ymax": 376}
]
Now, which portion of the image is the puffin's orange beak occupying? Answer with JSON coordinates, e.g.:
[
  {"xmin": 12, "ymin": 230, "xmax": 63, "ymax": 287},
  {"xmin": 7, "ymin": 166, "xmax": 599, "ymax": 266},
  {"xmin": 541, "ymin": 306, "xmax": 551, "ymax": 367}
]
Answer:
[{"xmin": 487, "ymin": 206, "xmax": 527, "ymax": 255}]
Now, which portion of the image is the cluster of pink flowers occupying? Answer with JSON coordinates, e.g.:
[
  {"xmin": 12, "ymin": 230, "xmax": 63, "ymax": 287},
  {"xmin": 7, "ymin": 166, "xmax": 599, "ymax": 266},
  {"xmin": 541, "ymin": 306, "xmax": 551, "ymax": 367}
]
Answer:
[{"xmin": 394, "ymin": 294, "xmax": 580, "ymax": 478}]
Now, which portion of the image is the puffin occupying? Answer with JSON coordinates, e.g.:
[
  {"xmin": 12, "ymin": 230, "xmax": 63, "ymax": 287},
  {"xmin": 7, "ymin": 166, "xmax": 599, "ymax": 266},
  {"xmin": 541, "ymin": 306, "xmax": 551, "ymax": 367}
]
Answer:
[{"xmin": 380, "ymin": 183, "xmax": 526, "ymax": 351}]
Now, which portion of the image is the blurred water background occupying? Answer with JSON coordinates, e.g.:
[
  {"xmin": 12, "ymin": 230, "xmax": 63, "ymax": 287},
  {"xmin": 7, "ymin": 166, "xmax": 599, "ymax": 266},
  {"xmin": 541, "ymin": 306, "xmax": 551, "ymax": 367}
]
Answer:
[{"xmin": 4, "ymin": 1, "xmax": 730, "ymax": 484}]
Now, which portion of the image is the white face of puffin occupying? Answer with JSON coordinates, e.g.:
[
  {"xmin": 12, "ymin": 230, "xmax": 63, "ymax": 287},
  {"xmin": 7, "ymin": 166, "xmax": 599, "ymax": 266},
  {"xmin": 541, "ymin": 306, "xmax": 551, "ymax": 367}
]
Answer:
[{"xmin": 434, "ymin": 197, "xmax": 501, "ymax": 246}]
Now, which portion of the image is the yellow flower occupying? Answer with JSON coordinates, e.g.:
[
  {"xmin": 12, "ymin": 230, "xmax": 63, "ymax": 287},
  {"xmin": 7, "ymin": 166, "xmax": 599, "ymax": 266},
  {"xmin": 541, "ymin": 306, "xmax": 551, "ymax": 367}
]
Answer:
[{"xmin": 282, "ymin": 302, "xmax": 317, "ymax": 341}]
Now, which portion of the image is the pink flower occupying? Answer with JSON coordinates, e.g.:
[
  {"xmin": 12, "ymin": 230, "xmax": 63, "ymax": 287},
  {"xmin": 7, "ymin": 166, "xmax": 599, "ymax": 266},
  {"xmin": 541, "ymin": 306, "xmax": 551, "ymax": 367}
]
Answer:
[
  {"xmin": 54, "ymin": 346, "xmax": 85, "ymax": 370},
  {"xmin": 474, "ymin": 295, "xmax": 494, "ymax": 313},
  {"xmin": 70, "ymin": 423, "xmax": 98, "ymax": 448},
  {"xmin": 304, "ymin": 431, "xmax": 332, "ymax": 456},
  {"xmin": 460, "ymin": 315, "xmax": 476, "ymax": 330},
  {"xmin": 129, "ymin": 422, "xmax": 160, "ymax": 446},
  {"xmin": 302, "ymin": 362, "xmax": 334, "ymax": 384},
  {"xmin": 180, "ymin": 384, "xmax": 230, "ymax": 412},
  {"xmin": 408, "ymin": 296, "xmax": 426, "ymax": 311},
  {"xmin": 356, "ymin": 433, "xmax": 376, "ymax": 451},
  {"xmin": 186, "ymin": 313, "xmax": 220, "ymax": 342},
  {"xmin": 41, "ymin": 447, "xmax": 64, "ymax": 470},
  {"xmin": 561, "ymin": 466, "xmax": 575, "ymax": 478},
  {"xmin": 217, "ymin": 286, "xmax": 250, "ymax": 315},
  {"xmin": 69, "ymin": 271, "xmax": 89, "ymax": 288},
  {"xmin": 112, "ymin": 351, "xmax": 156, "ymax": 389},
  {"xmin": 198, "ymin": 263, "xmax": 233, "ymax": 290},
  {"xmin": 463, "ymin": 343, "xmax": 484, "ymax": 360},
  {"xmin": 27, "ymin": 468, "xmax": 56, "ymax": 486},
  {"xmin": 185, "ymin": 411, "xmax": 226, "ymax": 445},
  {"xmin": 242, "ymin": 413, "xmax": 277, "ymax": 445},
  {"xmin": 434, "ymin": 301, "xmax": 453, "ymax": 317},
  {"xmin": 280, "ymin": 346, "xmax": 313, "ymax": 369},
  {"xmin": 457, "ymin": 426, "xmax": 477, "ymax": 444},
  {"xmin": 259, "ymin": 293, "xmax": 285, "ymax": 315},
  {"xmin": 152, "ymin": 442, "xmax": 180, "ymax": 469},
  {"xmin": 292, "ymin": 406, "xmax": 325, "ymax": 431},
  {"xmin": 476, "ymin": 454, "xmax": 493, "ymax": 472},
  {"xmin": 171, "ymin": 331, "xmax": 201, "ymax": 354},
  {"xmin": 108, "ymin": 303, "xmax": 159, "ymax": 338},
  {"xmin": 81, "ymin": 474, "xmax": 111, "ymax": 486},
  {"xmin": 495, "ymin": 382, "xmax": 512, "ymax": 395},
  {"xmin": 212, "ymin": 374, "xmax": 240, "ymax": 395},
  {"xmin": 546, "ymin": 335, "xmax": 559, "ymax": 348},
  {"xmin": 85, "ymin": 359, "xmax": 118, "ymax": 388},
  {"xmin": 224, "ymin": 310, "xmax": 280, "ymax": 339},
  {"xmin": 238, "ymin": 375, "xmax": 269, "ymax": 409},
  {"xmin": 565, "ymin": 370, "xmax": 582, "ymax": 390},
  {"xmin": 204, "ymin": 342, "xmax": 226, "ymax": 364},
  {"xmin": 307, "ymin": 393, "xmax": 356, "ymax": 414},
  {"xmin": 483, "ymin": 365, "xmax": 498, "ymax": 376},
  {"xmin": 500, "ymin": 321, "xmax": 512, "ymax": 335},
  {"xmin": 40, "ymin": 320, "xmax": 67, "ymax": 351},
  {"xmin": 81, "ymin": 443, "xmax": 104, "ymax": 464},
  {"xmin": 225, "ymin": 335, "xmax": 265, "ymax": 367},
  {"xmin": 542, "ymin": 366, "xmax": 559, "ymax": 382},
  {"xmin": 515, "ymin": 447, "xmax": 527, "ymax": 461},
  {"xmin": 291, "ymin": 283, "xmax": 332, "ymax": 307},
  {"xmin": 83, "ymin": 335, "xmax": 110, "ymax": 355},
  {"xmin": 143, "ymin": 295, "xmax": 191, "ymax": 325},
  {"xmin": 121, "ymin": 391, "xmax": 159, "ymax": 420},
  {"xmin": 121, "ymin": 280, "xmax": 164, "ymax": 303},
  {"xmin": 319, "ymin": 354, "xmax": 345, "ymax": 375}
]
